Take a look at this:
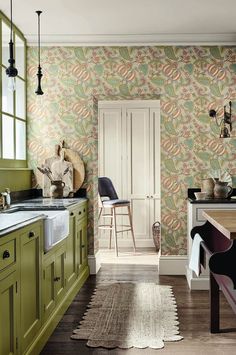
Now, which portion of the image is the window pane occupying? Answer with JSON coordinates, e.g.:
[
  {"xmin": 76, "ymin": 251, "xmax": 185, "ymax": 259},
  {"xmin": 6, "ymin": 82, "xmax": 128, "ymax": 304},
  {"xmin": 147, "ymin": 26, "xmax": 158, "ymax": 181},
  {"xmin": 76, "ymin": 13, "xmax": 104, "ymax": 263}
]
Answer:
[
  {"xmin": 15, "ymin": 120, "xmax": 26, "ymax": 160},
  {"xmin": 2, "ymin": 67, "xmax": 14, "ymax": 114},
  {"xmin": 15, "ymin": 34, "xmax": 25, "ymax": 78},
  {"xmin": 2, "ymin": 21, "xmax": 10, "ymax": 67},
  {"xmin": 15, "ymin": 78, "xmax": 25, "ymax": 119},
  {"xmin": 2, "ymin": 114, "xmax": 14, "ymax": 159}
]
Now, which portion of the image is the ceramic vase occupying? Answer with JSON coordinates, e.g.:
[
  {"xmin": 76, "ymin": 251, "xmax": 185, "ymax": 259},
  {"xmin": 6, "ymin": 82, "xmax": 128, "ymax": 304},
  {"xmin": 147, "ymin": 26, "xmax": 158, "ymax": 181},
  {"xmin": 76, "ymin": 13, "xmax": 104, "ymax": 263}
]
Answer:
[
  {"xmin": 50, "ymin": 180, "xmax": 65, "ymax": 198},
  {"xmin": 201, "ymin": 178, "xmax": 215, "ymax": 199},
  {"xmin": 214, "ymin": 181, "xmax": 233, "ymax": 199}
]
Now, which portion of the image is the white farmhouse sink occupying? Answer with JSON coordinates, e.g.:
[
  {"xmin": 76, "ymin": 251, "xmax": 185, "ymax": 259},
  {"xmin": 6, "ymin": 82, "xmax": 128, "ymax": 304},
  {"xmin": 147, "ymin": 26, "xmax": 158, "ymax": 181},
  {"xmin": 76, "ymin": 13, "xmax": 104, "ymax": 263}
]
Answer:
[
  {"xmin": 42, "ymin": 210, "xmax": 69, "ymax": 252},
  {"xmin": 0, "ymin": 209, "xmax": 69, "ymax": 252}
]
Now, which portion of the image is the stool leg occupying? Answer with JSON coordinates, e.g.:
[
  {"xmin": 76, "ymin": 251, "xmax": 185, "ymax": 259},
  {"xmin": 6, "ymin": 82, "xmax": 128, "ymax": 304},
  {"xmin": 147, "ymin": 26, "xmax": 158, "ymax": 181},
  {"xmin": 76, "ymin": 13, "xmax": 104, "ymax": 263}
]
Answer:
[
  {"xmin": 127, "ymin": 205, "xmax": 136, "ymax": 252},
  {"xmin": 112, "ymin": 207, "xmax": 118, "ymax": 257},
  {"xmin": 109, "ymin": 209, "xmax": 113, "ymax": 249}
]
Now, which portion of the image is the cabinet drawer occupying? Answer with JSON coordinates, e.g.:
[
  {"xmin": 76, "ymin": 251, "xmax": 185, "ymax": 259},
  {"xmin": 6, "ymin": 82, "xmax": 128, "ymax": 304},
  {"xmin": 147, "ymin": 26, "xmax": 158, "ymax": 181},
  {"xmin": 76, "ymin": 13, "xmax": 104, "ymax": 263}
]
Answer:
[
  {"xmin": 20, "ymin": 224, "xmax": 41, "ymax": 244},
  {"xmin": 0, "ymin": 239, "xmax": 16, "ymax": 271}
]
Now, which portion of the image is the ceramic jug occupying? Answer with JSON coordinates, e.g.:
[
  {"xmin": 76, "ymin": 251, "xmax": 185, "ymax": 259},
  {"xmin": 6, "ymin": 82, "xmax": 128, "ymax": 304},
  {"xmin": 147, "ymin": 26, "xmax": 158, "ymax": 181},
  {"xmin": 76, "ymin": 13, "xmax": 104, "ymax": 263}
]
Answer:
[
  {"xmin": 201, "ymin": 178, "xmax": 215, "ymax": 199},
  {"xmin": 213, "ymin": 181, "xmax": 233, "ymax": 199},
  {"xmin": 50, "ymin": 180, "xmax": 65, "ymax": 198}
]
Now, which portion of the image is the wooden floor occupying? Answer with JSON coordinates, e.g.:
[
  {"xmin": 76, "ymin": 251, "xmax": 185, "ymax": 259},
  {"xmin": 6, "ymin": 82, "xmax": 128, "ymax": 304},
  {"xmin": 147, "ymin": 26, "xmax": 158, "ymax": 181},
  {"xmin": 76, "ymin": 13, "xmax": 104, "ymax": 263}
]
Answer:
[{"xmin": 40, "ymin": 264, "xmax": 236, "ymax": 355}]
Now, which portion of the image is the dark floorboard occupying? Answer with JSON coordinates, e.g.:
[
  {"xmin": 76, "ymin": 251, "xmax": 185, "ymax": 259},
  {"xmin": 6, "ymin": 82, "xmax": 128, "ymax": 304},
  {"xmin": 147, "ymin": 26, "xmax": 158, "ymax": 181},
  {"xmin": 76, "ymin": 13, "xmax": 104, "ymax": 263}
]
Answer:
[{"xmin": 40, "ymin": 264, "xmax": 236, "ymax": 355}]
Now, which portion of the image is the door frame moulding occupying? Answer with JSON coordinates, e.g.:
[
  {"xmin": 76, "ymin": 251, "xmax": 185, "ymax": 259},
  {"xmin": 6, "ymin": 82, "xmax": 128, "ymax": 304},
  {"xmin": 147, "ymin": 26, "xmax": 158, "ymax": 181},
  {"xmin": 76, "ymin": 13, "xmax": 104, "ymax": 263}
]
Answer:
[{"xmin": 98, "ymin": 100, "xmax": 160, "ymax": 109}]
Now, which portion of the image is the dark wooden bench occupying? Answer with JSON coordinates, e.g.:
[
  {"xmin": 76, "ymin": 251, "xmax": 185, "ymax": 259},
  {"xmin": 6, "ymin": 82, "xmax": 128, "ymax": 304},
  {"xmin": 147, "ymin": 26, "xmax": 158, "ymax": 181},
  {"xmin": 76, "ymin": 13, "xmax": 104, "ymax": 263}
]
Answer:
[{"xmin": 191, "ymin": 215, "xmax": 236, "ymax": 333}]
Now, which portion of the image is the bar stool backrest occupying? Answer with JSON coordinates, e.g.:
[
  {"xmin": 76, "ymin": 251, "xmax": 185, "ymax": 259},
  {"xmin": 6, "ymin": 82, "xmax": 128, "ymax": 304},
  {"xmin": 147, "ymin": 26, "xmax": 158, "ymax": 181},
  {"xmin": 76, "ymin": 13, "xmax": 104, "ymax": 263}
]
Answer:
[{"xmin": 98, "ymin": 177, "xmax": 118, "ymax": 200}]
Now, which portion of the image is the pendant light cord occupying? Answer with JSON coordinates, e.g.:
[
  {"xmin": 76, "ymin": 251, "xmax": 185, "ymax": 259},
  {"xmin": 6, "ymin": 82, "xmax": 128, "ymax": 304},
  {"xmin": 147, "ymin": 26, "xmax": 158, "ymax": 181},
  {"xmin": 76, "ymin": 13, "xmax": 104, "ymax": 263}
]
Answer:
[
  {"xmin": 37, "ymin": 11, "xmax": 41, "ymax": 66},
  {"xmin": 35, "ymin": 11, "xmax": 44, "ymax": 95},
  {"xmin": 10, "ymin": 0, "xmax": 13, "ymax": 41}
]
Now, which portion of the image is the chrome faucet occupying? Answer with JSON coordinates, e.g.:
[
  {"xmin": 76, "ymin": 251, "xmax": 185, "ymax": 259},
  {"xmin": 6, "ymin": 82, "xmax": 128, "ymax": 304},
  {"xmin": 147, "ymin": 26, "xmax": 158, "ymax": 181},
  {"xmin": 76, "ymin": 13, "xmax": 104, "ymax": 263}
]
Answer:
[
  {"xmin": 0, "ymin": 194, "xmax": 6, "ymax": 210},
  {"xmin": 0, "ymin": 188, "xmax": 11, "ymax": 210}
]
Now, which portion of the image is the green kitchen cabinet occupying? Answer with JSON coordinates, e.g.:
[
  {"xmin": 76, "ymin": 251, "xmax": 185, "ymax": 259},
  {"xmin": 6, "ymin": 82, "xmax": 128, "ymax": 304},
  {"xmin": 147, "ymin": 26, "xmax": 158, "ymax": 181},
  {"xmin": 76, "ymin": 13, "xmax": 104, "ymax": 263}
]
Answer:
[
  {"xmin": 42, "ymin": 252, "xmax": 56, "ymax": 321},
  {"xmin": 65, "ymin": 211, "xmax": 77, "ymax": 289},
  {"xmin": 54, "ymin": 244, "xmax": 66, "ymax": 302},
  {"xmin": 0, "ymin": 270, "xmax": 19, "ymax": 355},
  {"xmin": 67, "ymin": 201, "xmax": 88, "ymax": 277},
  {"xmin": 77, "ymin": 217, "xmax": 88, "ymax": 273},
  {"xmin": 19, "ymin": 222, "xmax": 43, "ymax": 354},
  {"xmin": 0, "ymin": 200, "xmax": 89, "ymax": 355},
  {"xmin": 0, "ymin": 229, "xmax": 20, "ymax": 355},
  {"xmin": 42, "ymin": 242, "xmax": 66, "ymax": 321}
]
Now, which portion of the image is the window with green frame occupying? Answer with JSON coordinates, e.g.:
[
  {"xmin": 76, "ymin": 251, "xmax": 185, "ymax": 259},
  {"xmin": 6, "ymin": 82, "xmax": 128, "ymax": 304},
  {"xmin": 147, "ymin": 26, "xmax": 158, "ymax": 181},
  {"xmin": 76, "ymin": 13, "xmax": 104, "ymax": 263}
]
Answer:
[{"xmin": 0, "ymin": 11, "xmax": 27, "ymax": 168}]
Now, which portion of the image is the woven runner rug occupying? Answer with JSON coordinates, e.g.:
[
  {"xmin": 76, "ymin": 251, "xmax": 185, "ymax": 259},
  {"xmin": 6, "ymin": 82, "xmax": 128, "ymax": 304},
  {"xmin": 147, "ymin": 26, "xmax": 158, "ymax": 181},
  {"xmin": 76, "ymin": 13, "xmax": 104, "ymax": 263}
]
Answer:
[{"xmin": 71, "ymin": 282, "xmax": 183, "ymax": 349}]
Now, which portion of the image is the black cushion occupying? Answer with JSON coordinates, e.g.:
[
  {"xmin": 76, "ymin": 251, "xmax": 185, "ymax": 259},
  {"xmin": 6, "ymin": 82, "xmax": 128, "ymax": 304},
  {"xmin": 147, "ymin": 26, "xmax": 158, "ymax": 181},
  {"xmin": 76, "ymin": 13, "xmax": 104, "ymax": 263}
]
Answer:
[{"xmin": 103, "ymin": 199, "xmax": 130, "ymax": 206}]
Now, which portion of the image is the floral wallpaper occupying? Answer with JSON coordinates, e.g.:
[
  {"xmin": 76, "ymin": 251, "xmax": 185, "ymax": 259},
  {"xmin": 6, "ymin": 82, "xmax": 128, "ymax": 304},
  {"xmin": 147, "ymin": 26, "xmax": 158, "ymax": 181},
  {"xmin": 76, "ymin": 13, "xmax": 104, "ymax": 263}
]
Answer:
[{"xmin": 27, "ymin": 46, "xmax": 236, "ymax": 256}]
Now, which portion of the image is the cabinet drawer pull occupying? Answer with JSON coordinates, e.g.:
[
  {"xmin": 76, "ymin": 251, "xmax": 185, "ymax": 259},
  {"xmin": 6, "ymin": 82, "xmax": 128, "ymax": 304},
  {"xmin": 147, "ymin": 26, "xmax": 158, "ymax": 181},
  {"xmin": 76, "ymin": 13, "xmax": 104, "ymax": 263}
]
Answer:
[
  {"xmin": 29, "ymin": 231, "xmax": 35, "ymax": 238},
  {"xmin": 2, "ymin": 250, "xmax": 10, "ymax": 259},
  {"xmin": 79, "ymin": 211, "xmax": 82, "ymax": 215},
  {"xmin": 83, "ymin": 208, "xmax": 85, "ymax": 212},
  {"xmin": 70, "ymin": 212, "xmax": 74, "ymax": 216},
  {"xmin": 54, "ymin": 277, "xmax": 61, "ymax": 282},
  {"xmin": 81, "ymin": 245, "xmax": 85, "ymax": 248}
]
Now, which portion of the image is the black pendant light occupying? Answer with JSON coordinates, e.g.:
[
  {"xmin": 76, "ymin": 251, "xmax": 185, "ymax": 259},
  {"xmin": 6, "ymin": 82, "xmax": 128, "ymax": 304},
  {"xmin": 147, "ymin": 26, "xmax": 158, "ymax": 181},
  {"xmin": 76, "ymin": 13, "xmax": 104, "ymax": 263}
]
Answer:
[
  {"xmin": 35, "ymin": 10, "xmax": 44, "ymax": 95},
  {"xmin": 6, "ymin": 0, "xmax": 18, "ymax": 91}
]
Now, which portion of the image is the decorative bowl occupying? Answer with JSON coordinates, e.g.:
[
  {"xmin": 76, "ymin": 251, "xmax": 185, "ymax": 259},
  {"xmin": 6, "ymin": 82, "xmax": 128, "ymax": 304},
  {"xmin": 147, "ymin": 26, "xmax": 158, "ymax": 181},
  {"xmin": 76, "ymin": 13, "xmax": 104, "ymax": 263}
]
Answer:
[{"xmin": 194, "ymin": 192, "xmax": 207, "ymax": 200}]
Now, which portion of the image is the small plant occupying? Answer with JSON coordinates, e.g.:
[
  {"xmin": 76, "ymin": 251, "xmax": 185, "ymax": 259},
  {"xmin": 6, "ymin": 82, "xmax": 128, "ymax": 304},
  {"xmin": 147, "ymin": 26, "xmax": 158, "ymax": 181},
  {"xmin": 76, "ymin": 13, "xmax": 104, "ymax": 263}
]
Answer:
[{"xmin": 37, "ymin": 166, "xmax": 70, "ymax": 181}]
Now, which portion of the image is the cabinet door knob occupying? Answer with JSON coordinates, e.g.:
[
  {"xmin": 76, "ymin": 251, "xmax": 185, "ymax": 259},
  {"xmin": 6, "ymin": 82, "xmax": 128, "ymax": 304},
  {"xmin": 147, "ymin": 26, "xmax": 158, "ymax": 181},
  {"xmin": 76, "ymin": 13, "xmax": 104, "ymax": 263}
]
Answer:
[
  {"xmin": 150, "ymin": 196, "xmax": 153, "ymax": 198},
  {"xmin": 29, "ymin": 231, "xmax": 35, "ymax": 238},
  {"xmin": 54, "ymin": 277, "xmax": 61, "ymax": 282},
  {"xmin": 70, "ymin": 212, "xmax": 74, "ymax": 216},
  {"xmin": 3, "ymin": 250, "xmax": 10, "ymax": 259},
  {"xmin": 83, "ymin": 209, "xmax": 85, "ymax": 212},
  {"xmin": 79, "ymin": 211, "xmax": 82, "ymax": 215},
  {"xmin": 146, "ymin": 196, "xmax": 149, "ymax": 198},
  {"xmin": 81, "ymin": 244, "xmax": 85, "ymax": 248}
]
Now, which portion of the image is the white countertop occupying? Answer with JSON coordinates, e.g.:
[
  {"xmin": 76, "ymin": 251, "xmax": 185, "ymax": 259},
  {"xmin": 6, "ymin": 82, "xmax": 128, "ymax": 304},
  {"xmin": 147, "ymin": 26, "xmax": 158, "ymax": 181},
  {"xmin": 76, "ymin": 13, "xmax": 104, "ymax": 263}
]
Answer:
[
  {"xmin": 0, "ymin": 198, "xmax": 87, "ymax": 237},
  {"xmin": 0, "ymin": 211, "xmax": 46, "ymax": 236}
]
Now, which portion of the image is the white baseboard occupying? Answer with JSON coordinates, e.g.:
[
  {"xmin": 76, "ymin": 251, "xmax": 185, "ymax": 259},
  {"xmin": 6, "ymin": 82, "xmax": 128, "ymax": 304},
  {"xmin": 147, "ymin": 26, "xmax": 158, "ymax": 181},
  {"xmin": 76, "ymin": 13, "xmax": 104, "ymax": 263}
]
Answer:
[
  {"xmin": 186, "ymin": 267, "xmax": 209, "ymax": 290},
  {"xmin": 159, "ymin": 255, "xmax": 188, "ymax": 275},
  {"xmin": 88, "ymin": 250, "xmax": 101, "ymax": 274},
  {"xmin": 99, "ymin": 237, "xmax": 155, "ymax": 248}
]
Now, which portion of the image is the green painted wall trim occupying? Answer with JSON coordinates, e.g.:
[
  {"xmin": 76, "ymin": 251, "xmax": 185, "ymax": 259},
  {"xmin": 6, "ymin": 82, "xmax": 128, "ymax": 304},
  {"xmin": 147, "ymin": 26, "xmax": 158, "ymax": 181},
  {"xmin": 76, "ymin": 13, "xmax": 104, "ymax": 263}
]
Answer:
[
  {"xmin": 0, "ymin": 169, "xmax": 32, "ymax": 191},
  {"xmin": 0, "ymin": 10, "xmax": 27, "ymax": 168}
]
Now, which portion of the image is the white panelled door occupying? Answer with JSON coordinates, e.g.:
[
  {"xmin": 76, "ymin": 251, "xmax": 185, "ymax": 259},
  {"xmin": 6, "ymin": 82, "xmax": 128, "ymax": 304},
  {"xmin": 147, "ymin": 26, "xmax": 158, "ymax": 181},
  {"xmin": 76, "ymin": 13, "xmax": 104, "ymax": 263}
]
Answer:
[
  {"xmin": 126, "ymin": 108, "xmax": 150, "ymax": 241},
  {"xmin": 98, "ymin": 100, "xmax": 160, "ymax": 247},
  {"xmin": 98, "ymin": 108, "xmax": 123, "ymax": 197}
]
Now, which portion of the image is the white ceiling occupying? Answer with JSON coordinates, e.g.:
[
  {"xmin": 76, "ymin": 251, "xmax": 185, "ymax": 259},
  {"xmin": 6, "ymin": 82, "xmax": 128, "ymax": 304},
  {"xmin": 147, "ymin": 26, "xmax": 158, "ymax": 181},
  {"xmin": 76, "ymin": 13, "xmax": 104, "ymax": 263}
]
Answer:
[{"xmin": 0, "ymin": 0, "xmax": 236, "ymax": 45}]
